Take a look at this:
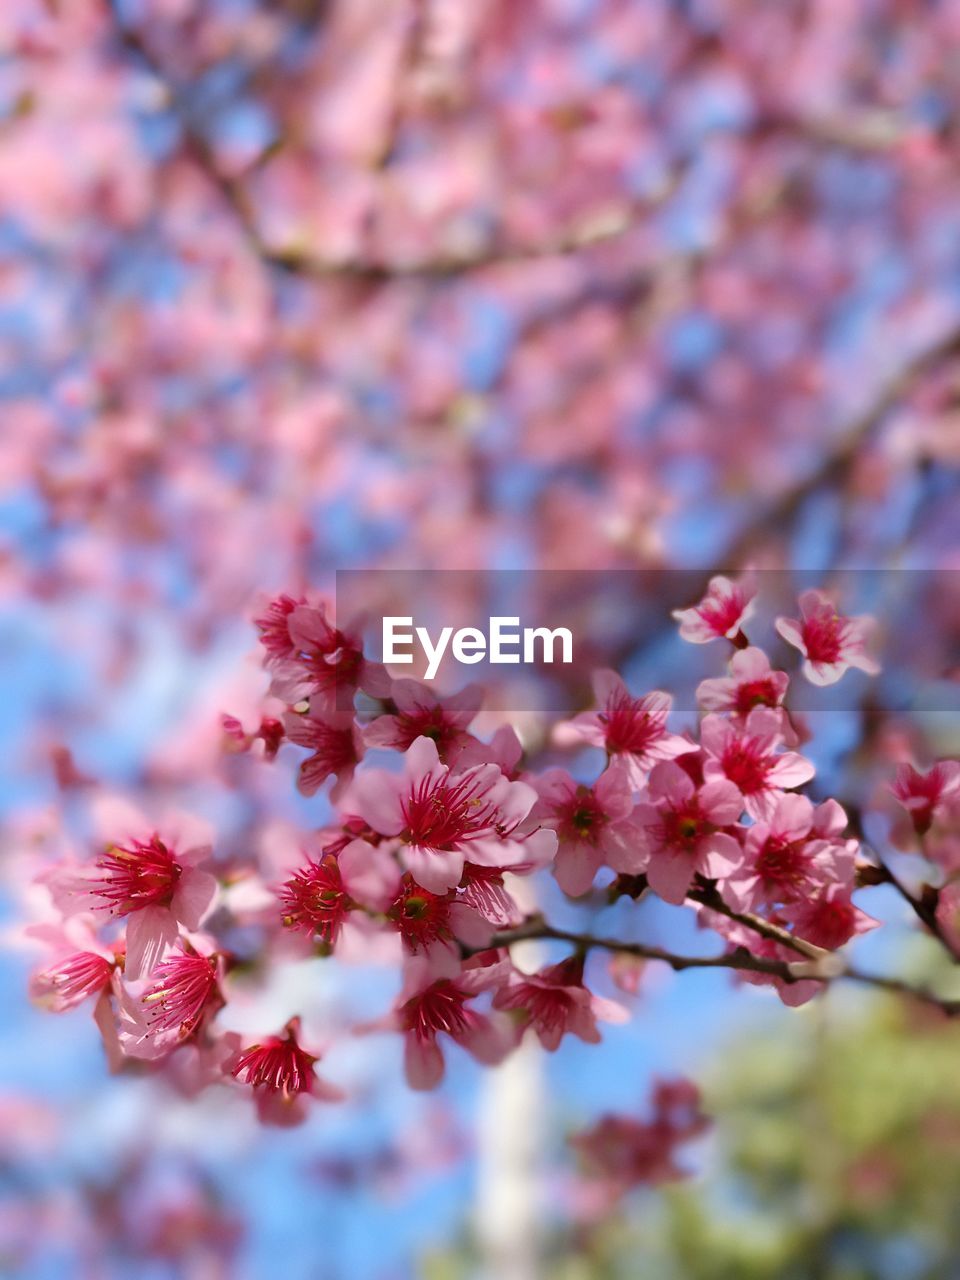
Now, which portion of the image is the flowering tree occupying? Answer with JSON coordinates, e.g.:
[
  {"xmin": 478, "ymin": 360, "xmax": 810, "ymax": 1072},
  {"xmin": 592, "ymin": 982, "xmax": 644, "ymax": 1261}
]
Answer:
[
  {"xmin": 2, "ymin": 0, "xmax": 960, "ymax": 1272},
  {"xmin": 21, "ymin": 577, "xmax": 960, "ymax": 1132}
]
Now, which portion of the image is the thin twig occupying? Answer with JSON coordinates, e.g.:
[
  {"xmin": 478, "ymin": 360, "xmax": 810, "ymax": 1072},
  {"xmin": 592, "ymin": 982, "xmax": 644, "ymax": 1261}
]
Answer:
[{"xmin": 484, "ymin": 916, "xmax": 960, "ymax": 1016}]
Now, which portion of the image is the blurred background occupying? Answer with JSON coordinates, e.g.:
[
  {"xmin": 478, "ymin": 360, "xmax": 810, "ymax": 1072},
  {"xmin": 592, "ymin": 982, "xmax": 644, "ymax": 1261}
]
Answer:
[{"xmin": 1, "ymin": 1, "xmax": 959, "ymax": 1276}]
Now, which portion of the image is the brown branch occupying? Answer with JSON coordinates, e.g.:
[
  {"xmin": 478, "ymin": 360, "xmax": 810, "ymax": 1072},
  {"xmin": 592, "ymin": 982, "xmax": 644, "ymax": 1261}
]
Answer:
[
  {"xmin": 868, "ymin": 848, "xmax": 960, "ymax": 963},
  {"xmin": 687, "ymin": 880, "xmax": 827, "ymax": 962},
  {"xmin": 105, "ymin": 2, "xmax": 689, "ymax": 282},
  {"xmin": 485, "ymin": 916, "xmax": 960, "ymax": 1015},
  {"xmin": 104, "ymin": 6, "xmax": 909, "ymax": 287}
]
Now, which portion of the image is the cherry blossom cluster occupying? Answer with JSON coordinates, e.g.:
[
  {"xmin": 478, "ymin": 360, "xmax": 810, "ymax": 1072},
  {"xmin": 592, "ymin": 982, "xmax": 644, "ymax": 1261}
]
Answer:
[
  {"xmin": 569, "ymin": 1078, "xmax": 710, "ymax": 1205},
  {"xmin": 23, "ymin": 574, "xmax": 960, "ymax": 1127}
]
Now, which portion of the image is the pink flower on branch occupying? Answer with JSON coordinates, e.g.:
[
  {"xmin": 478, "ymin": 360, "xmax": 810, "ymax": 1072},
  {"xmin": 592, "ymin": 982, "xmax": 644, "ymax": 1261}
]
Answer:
[
  {"xmin": 363, "ymin": 679, "xmax": 483, "ymax": 759},
  {"xmin": 282, "ymin": 708, "xmax": 363, "ymax": 799},
  {"xmin": 118, "ymin": 947, "xmax": 224, "ymax": 1060},
  {"xmin": 570, "ymin": 1078, "xmax": 710, "ymax": 1197},
  {"xmin": 555, "ymin": 670, "xmax": 689, "ymax": 788},
  {"xmin": 702, "ymin": 887, "xmax": 877, "ymax": 1008},
  {"xmin": 27, "ymin": 918, "xmax": 120, "ymax": 1013},
  {"xmin": 41, "ymin": 813, "xmax": 218, "ymax": 980},
  {"xmin": 672, "ymin": 575, "xmax": 757, "ymax": 645},
  {"xmin": 229, "ymin": 1019, "xmax": 344, "ymax": 1126},
  {"xmin": 278, "ymin": 836, "xmax": 407, "ymax": 948},
  {"xmin": 775, "ymin": 589, "xmax": 880, "ymax": 686},
  {"xmin": 697, "ymin": 646, "xmax": 791, "ymax": 719},
  {"xmin": 278, "ymin": 849, "xmax": 353, "ymax": 946},
  {"xmin": 493, "ymin": 954, "xmax": 627, "ymax": 1050},
  {"xmin": 780, "ymin": 883, "xmax": 878, "ymax": 952},
  {"xmin": 533, "ymin": 763, "xmax": 644, "ymax": 897},
  {"xmin": 343, "ymin": 735, "xmax": 555, "ymax": 895},
  {"xmin": 381, "ymin": 951, "xmax": 516, "ymax": 1090},
  {"xmin": 700, "ymin": 707, "xmax": 814, "ymax": 820},
  {"xmin": 387, "ymin": 871, "xmax": 493, "ymax": 958},
  {"xmin": 890, "ymin": 760, "xmax": 960, "ymax": 837},
  {"xmin": 258, "ymin": 596, "xmax": 388, "ymax": 709},
  {"xmin": 721, "ymin": 793, "xmax": 858, "ymax": 912},
  {"xmin": 632, "ymin": 761, "xmax": 744, "ymax": 905}
]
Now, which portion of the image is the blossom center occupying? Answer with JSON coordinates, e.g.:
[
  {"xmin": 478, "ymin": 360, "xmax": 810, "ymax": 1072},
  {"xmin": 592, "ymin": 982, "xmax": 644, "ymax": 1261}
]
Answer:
[
  {"xmin": 733, "ymin": 679, "xmax": 779, "ymax": 715},
  {"xmin": 232, "ymin": 1031, "xmax": 316, "ymax": 1097},
  {"xmin": 401, "ymin": 980, "xmax": 473, "ymax": 1042},
  {"xmin": 600, "ymin": 691, "xmax": 663, "ymax": 756},
  {"xmin": 279, "ymin": 853, "xmax": 349, "ymax": 945},
  {"xmin": 754, "ymin": 837, "xmax": 812, "ymax": 898},
  {"xmin": 389, "ymin": 878, "xmax": 452, "ymax": 951},
  {"xmin": 401, "ymin": 772, "xmax": 500, "ymax": 850},
  {"xmin": 720, "ymin": 742, "xmax": 770, "ymax": 795},
  {"xmin": 802, "ymin": 615, "xmax": 843, "ymax": 664},
  {"xmin": 142, "ymin": 952, "xmax": 219, "ymax": 1038},
  {"xmin": 91, "ymin": 836, "xmax": 182, "ymax": 916},
  {"xmin": 660, "ymin": 802, "xmax": 707, "ymax": 851}
]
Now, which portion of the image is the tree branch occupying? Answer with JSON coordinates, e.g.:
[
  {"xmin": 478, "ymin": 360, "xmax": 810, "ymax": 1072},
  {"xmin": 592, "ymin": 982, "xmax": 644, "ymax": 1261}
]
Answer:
[
  {"xmin": 485, "ymin": 916, "xmax": 960, "ymax": 1015},
  {"xmin": 104, "ymin": 8, "xmax": 916, "ymax": 287}
]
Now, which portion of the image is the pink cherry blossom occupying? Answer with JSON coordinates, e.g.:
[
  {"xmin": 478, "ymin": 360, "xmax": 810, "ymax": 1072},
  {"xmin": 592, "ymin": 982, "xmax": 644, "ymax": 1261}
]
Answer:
[
  {"xmin": 780, "ymin": 883, "xmax": 878, "ymax": 952},
  {"xmin": 632, "ymin": 761, "xmax": 744, "ymax": 905},
  {"xmin": 775, "ymin": 589, "xmax": 881, "ymax": 686},
  {"xmin": 41, "ymin": 828, "xmax": 218, "ymax": 980},
  {"xmin": 493, "ymin": 954, "xmax": 628, "ymax": 1050},
  {"xmin": 229, "ymin": 1019, "xmax": 344, "ymax": 1126},
  {"xmin": 555, "ymin": 670, "xmax": 690, "ymax": 787},
  {"xmin": 282, "ymin": 708, "xmax": 364, "ymax": 798},
  {"xmin": 700, "ymin": 707, "xmax": 815, "ymax": 820},
  {"xmin": 118, "ymin": 947, "xmax": 224, "ymax": 1060},
  {"xmin": 532, "ymin": 763, "xmax": 644, "ymax": 897},
  {"xmin": 260, "ymin": 598, "xmax": 389, "ymax": 709},
  {"xmin": 889, "ymin": 760, "xmax": 960, "ymax": 836},
  {"xmin": 387, "ymin": 950, "xmax": 515, "ymax": 1090},
  {"xmin": 721, "ymin": 793, "xmax": 858, "ymax": 911},
  {"xmin": 363, "ymin": 679, "xmax": 483, "ymax": 758},
  {"xmin": 386, "ymin": 872, "xmax": 493, "ymax": 958},
  {"xmin": 696, "ymin": 646, "xmax": 791, "ymax": 719},
  {"xmin": 344, "ymin": 735, "xmax": 554, "ymax": 895},
  {"xmin": 570, "ymin": 1078, "xmax": 710, "ymax": 1196},
  {"xmin": 278, "ymin": 835, "xmax": 407, "ymax": 946},
  {"xmin": 672, "ymin": 574, "xmax": 757, "ymax": 644},
  {"xmin": 27, "ymin": 918, "xmax": 119, "ymax": 1013}
]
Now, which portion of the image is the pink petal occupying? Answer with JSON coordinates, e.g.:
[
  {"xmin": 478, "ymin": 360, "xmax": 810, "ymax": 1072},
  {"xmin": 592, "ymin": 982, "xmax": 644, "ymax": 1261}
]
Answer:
[
  {"xmin": 125, "ymin": 907, "xmax": 179, "ymax": 981},
  {"xmin": 553, "ymin": 841, "xmax": 601, "ymax": 897},
  {"xmin": 775, "ymin": 617, "xmax": 806, "ymax": 653},
  {"xmin": 343, "ymin": 768, "xmax": 405, "ymax": 835},
  {"xmin": 172, "ymin": 868, "xmax": 218, "ymax": 930},
  {"xmin": 767, "ymin": 752, "xmax": 816, "ymax": 789},
  {"xmin": 592, "ymin": 668, "xmax": 627, "ymax": 705},
  {"xmin": 402, "ymin": 844, "xmax": 464, "ymax": 895},
  {"xmin": 339, "ymin": 839, "xmax": 402, "ymax": 912},
  {"xmin": 803, "ymin": 658, "xmax": 844, "ymax": 686},
  {"xmin": 699, "ymin": 780, "xmax": 744, "ymax": 825},
  {"xmin": 647, "ymin": 761, "xmax": 695, "ymax": 804},
  {"xmin": 594, "ymin": 764, "xmax": 634, "ymax": 819},
  {"xmin": 699, "ymin": 831, "xmax": 742, "ymax": 879},
  {"xmin": 404, "ymin": 1034, "xmax": 445, "ymax": 1090},
  {"xmin": 645, "ymin": 853, "xmax": 695, "ymax": 906},
  {"xmin": 403, "ymin": 735, "xmax": 444, "ymax": 778}
]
